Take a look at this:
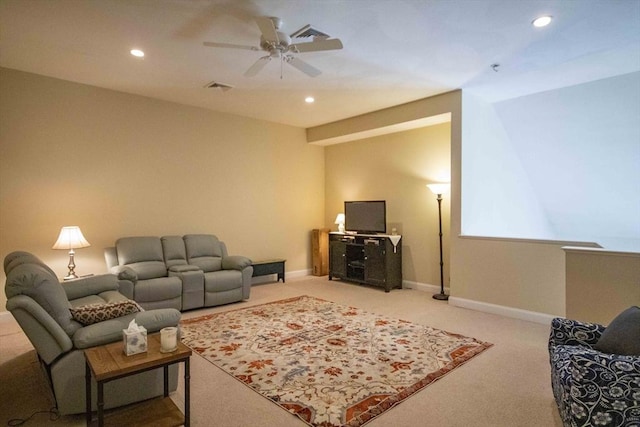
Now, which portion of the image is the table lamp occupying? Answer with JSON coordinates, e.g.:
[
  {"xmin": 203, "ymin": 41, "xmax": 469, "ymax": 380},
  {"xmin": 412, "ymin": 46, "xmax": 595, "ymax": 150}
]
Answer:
[
  {"xmin": 335, "ymin": 213, "xmax": 345, "ymax": 233},
  {"xmin": 52, "ymin": 226, "xmax": 91, "ymax": 280}
]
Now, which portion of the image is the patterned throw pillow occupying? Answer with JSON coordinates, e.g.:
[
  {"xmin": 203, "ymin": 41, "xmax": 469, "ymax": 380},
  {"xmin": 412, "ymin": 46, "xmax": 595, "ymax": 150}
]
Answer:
[{"xmin": 70, "ymin": 300, "xmax": 142, "ymax": 326}]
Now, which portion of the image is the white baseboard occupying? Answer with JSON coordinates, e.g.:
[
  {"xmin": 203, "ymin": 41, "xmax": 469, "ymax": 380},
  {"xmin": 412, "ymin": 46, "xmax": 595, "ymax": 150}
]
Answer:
[
  {"xmin": 287, "ymin": 269, "xmax": 311, "ymax": 279},
  {"xmin": 402, "ymin": 280, "xmax": 556, "ymax": 325},
  {"xmin": 448, "ymin": 296, "xmax": 557, "ymax": 325},
  {"xmin": 402, "ymin": 280, "xmax": 447, "ymax": 295}
]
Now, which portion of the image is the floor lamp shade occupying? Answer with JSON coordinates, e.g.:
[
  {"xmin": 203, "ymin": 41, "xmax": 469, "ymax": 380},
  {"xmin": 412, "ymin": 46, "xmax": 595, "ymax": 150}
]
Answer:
[
  {"xmin": 426, "ymin": 183, "xmax": 450, "ymax": 196},
  {"xmin": 52, "ymin": 226, "xmax": 91, "ymax": 280}
]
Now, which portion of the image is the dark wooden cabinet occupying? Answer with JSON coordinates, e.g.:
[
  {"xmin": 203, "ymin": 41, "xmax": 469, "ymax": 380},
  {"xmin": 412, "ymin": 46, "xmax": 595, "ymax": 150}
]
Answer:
[
  {"xmin": 328, "ymin": 232, "xmax": 402, "ymax": 292},
  {"xmin": 329, "ymin": 239, "xmax": 347, "ymax": 278}
]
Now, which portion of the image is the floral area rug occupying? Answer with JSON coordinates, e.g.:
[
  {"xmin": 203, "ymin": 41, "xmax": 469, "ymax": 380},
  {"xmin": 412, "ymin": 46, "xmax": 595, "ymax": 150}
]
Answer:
[{"xmin": 180, "ymin": 295, "xmax": 493, "ymax": 427}]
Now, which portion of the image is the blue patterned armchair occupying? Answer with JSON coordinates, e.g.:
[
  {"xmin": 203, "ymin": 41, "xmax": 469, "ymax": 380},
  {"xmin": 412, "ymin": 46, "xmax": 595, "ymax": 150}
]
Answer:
[{"xmin": 549, "ymin": 317, "xmax": 640, "ymax": 427}]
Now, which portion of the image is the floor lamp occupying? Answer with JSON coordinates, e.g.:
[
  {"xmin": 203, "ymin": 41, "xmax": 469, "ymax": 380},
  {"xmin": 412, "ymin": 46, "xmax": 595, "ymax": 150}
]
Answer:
[{"xmin": 426, "ymin": 183, "xmax": 450, "ymax": 300}]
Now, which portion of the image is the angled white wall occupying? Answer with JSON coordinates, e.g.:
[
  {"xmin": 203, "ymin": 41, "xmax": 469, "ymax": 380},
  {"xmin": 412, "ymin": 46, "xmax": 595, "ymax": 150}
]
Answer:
[
  {"xmin": 462, "ymin": 72, "xmax": 640, "ymax": 251},
  {"xmin": 461, "ymin": 93, "xmax": 555, "ymax": 239}
]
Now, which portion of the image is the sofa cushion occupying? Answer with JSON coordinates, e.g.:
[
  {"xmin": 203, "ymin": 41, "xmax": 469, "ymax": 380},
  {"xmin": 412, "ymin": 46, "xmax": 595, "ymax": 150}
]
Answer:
[
  {"xmin": 189, "ymin": 257, "xmax": 222, "ymax": 273},
  {"xmin": 70, "ymin": 300, "xmax": 142, "ymax": 326},
  {"xmin": 5, "ymin": 261, "xmax": 78, "ymax": 336},
  {"xmin": 161, "ymin": 235, "xmax": 188, "ymax": 268},
  {"xmin": 203, "ymin": 270, "xmax": 243, "ymax": 292},
  {"xmin": 70, "ymin": 290, "xmax": 129, "ymax": 308},
  {"xmin": 594, "ymin": 306, "xmax": 640, "ymax": 356},
  {"xmin": 63, "ymin": 274, "xmax": 120, "ymax": 301},
  {"xmin": 116, "ymin": 236, "xmax": 163, "ymax": 265},
  {"xmin": 184, "ymin": 234, "xmax": 223, "ymax": 272},
  {"xmin": 133, "ymin": 276, "xmax": 182, "ymax": 303},
  {"xmin": 72, "ymin": 308, "xmax": 181, "ymax": 349},
  {"xmin": 125, "ymin": 261, "xmax": 167, "ymax": 280}
]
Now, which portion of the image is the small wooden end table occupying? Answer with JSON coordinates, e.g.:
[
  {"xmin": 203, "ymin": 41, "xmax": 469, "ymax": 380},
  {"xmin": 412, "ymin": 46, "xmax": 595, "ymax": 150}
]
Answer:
[{"xmin": 84, "ymin": 333, "xmax": 191, "ymax": 427}]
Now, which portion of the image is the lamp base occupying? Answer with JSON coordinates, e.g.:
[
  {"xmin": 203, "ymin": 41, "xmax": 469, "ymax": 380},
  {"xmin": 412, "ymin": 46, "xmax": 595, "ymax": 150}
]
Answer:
[
  {"xmin": 432, "ymin": 293, "xmax": 449, "ymax": 301},
  {"xmin": 64, "ymin": 251, "xmax": 78, "ymax": 281}
]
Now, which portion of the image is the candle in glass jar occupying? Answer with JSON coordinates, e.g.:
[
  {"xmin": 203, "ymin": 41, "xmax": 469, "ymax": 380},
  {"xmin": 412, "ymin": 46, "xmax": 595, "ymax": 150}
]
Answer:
[{"xmin": 160, "ymin": 327, "xmax": 177, "ymax": 352}]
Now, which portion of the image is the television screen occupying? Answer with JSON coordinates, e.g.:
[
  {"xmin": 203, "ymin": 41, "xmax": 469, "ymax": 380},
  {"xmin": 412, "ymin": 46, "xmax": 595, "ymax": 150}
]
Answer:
[{"xmin": 344, "ymin": 200, "xmax": 386, "ymax": 234}]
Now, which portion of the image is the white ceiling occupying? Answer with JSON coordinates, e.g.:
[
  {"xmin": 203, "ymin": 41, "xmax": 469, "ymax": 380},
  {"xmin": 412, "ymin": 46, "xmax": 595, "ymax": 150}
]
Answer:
[{"xmin": 1, "ymin": 0, "xmax": 639, "ymax": 128}]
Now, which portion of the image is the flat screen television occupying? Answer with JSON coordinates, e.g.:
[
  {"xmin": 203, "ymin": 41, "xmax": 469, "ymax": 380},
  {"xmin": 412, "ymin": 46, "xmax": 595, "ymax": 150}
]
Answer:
[{"xmin": 344, "ymin": 200, "xmax": 386, "ymax": 234}]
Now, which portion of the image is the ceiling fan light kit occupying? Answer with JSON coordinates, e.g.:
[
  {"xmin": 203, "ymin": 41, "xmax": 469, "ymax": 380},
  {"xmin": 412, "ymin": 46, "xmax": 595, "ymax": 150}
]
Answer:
[{"xmin": 203, "ymin": 16, "xmax": 343, "ymax": 79}]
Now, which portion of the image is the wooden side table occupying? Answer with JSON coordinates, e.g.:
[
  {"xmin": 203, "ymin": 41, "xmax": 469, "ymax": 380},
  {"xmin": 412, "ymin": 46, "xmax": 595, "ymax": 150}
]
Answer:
[{"xmin": 84, "ymin": 333, "xmax": 191, "ymax": 426}]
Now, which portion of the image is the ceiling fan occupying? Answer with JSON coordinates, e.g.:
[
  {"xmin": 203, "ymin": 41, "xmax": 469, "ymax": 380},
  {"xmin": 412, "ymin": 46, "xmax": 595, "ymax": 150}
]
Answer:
[{"xmin": 203, "ymin": 16, "xmax": 343, "ymax": 78}]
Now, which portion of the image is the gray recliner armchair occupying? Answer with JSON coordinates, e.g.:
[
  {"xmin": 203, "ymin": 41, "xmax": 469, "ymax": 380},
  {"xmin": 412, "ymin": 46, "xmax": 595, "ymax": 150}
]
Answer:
[
  {"xmin": 4, "ymin": 251, "xmax": 181, "ymax": 415},
  {"xmin": 184, "ymin": 234, "xmax": 253, "ymax": 307}
]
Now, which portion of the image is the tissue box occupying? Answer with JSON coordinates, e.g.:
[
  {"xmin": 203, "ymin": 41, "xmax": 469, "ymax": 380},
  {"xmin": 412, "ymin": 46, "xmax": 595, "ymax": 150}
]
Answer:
[{"xmin": 122, "ymin": 326, "xmax": 147, "ymax": 356}]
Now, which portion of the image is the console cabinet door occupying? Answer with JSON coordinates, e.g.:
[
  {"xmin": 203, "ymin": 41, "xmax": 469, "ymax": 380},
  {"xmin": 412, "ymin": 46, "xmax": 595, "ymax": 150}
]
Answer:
[
  {"xmin": 329, "ymin": 240, "xmax": 347, "ymax": 278},
  {"xmin": 364, "ymin": 240, "xmax": 386, "ymax": 285}
]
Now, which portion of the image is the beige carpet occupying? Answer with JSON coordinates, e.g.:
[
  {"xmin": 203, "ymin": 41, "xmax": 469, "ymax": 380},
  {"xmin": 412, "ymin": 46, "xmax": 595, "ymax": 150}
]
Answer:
[{"xmin": 0, "ymin": 276, "xmax": 564, "ymax": 426}]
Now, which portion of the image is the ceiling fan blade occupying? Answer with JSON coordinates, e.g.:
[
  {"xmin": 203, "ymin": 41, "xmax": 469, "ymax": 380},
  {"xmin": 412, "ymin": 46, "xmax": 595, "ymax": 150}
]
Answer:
[
  {"xmin": 291, "ymin": 38, "xmax": 343, "ymax": 53},
  {"xmin": 287, "ymin": 57, "xmax": 321, "ymax": 77},
  {"xmin": 203, "ymin": 41, "xmax": 258, "ymax": 51},
  {"xmin": 255, "ymin": 16, "xmax": 279, "ymax": 44},
  {"xmin": 244, "ymin": 56, "xmax": 271, "ymax": 77}
]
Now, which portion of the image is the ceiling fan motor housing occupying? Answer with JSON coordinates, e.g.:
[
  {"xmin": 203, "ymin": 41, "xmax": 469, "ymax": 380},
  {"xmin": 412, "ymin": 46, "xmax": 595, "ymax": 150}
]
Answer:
[{"xmin": 260, "ymin": 31, "xmax": 291, "ymax": 53}]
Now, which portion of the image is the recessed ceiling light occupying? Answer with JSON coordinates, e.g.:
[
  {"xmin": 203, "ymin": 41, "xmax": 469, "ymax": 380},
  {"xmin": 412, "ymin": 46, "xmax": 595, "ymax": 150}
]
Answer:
[
  {"xmin": 532, "ymin": 15, "xmax": 552, "ymax": 28},
  {"xmin": 305, "ymin": 96, "xmax": 315, "ymax": 103},
  {"xmin": 130, "ymin": 49, "xmax": 145, "ymax": 58}
]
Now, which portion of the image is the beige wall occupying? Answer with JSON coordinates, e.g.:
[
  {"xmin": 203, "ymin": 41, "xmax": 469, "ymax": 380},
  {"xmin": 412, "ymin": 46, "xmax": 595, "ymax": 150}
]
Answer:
[
  {"xmin": 565, "ymin": 248, "xmax": 640, "ymax": 325},
  {"xmin": 452, "ymin": 237, "xmax": 566, "ymax": 316},
  {"xmin": 456, "ymin": 91, "xmax": 566, "ymax": 317},
  {"xmin": 0, "ymin": 68, "xmax": 325, "ymax": 311},
  {"xmin": 313, "ymin": 89, "xmax": 569, "ymax": 319},
  {"xmin": 4, "ymin": 69, "xmax": 628, "ymax": 321},
  {"xmin": 324, "ymin": 124, "xmax": 451, "ymax": 286}
]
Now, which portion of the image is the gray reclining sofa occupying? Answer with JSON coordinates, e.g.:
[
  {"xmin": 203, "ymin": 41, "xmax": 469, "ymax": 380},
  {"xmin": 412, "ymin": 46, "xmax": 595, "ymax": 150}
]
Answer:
[
  {"xmin": 4, "ymin": 251, "xmax": 181, "ymax": 415},
  {"xmin": 104, "ymin": 234, "xmax": 253, "ymax": 311}
]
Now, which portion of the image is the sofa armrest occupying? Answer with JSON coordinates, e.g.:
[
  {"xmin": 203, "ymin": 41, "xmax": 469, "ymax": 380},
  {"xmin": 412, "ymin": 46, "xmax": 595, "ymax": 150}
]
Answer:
[
  {"xmin": 72, "ymin": 308, "xmax": 181, "ymax": 349},
  {"xmin": 567, "ymin": 350, "xmax": 640, "ymax": 425},
  {"xmin": 116, "ymin": 279, "xmax": 134, "ymax": 300},
  {"xmin": 222, "ymin": 255, "xmax": 252, "ymax": 271},
  {"xmin": 108, "ymin": 265, "xmax": 138, "ymax": 282},
  {"xmin": 63, "ymin": 274, "xmax": 120, "ymax": 300},
  {"xmin": 6, "ymin": 294, "xmax": 73, "ymax": 364},
  {"xmin": 549, "ymin": 317, "xmax": 605, "ymax": 351}
]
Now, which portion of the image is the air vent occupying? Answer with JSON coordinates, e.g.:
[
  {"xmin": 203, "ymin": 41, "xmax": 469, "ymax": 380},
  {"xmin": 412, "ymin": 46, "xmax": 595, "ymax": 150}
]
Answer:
[
  {"xmin": 205, "ymin": 81, "xmax": 234, "ymax": 92},
  {"xmin": 290, "ymin": 24, "xmax": 330, "ymax": 39}
]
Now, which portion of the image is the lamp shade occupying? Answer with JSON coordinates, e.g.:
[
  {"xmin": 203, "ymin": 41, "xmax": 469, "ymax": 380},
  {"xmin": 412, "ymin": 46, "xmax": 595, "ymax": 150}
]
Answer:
[
  {"xmin": 426, "ymin": 183, "xmax": 450, "ymax": 195},
  {"xmin": 52, "ymin": 226, "xmax": 91, "ymax": 250},
  {"xmin": 334, "ymin": 213, "xmax": 345, "ymax": 225}
]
